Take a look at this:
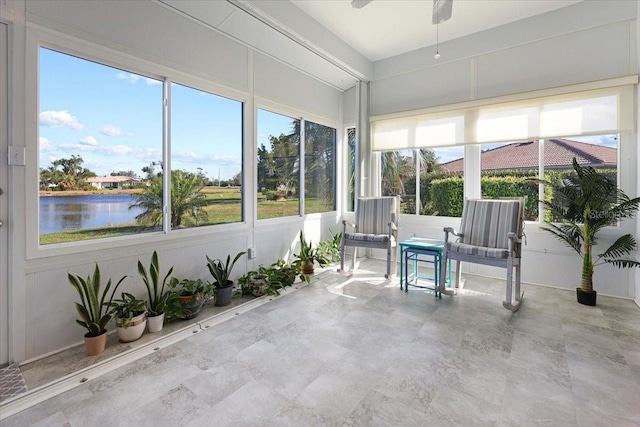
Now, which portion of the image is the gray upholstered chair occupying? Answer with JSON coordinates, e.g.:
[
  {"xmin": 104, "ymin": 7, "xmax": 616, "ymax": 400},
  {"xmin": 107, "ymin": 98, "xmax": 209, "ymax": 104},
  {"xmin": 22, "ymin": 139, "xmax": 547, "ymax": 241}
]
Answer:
[
  {"xmin": 440, "ymin": 198, "xmax": 525, "ymax": 311},
  {"xmin": 340, "ymin": 196, "xmax": 399, "ymax": 278}
]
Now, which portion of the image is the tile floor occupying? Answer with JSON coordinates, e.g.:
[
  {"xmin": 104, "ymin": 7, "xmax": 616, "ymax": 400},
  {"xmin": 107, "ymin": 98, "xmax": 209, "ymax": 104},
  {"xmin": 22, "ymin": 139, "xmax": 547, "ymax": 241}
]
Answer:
[{"xmin": 3, "ymin": 259, "xmax": 640, "ymax": 426}]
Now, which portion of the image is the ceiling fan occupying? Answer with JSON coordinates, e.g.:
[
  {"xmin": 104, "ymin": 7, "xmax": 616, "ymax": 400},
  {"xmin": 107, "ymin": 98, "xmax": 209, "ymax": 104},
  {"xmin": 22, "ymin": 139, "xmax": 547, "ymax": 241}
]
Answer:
[{"xmin": 351, "ymin": 0, "xmax": 454, "ymax": 24}]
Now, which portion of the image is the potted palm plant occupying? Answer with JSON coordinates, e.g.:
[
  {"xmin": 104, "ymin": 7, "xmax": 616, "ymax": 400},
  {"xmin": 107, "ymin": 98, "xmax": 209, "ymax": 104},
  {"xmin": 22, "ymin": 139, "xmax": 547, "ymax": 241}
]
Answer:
[
  {"xmin": 541, "ymin": 158, "xmax": 640, "ymax": 306},
  {"xmin": 293, "ymin": 231, "xmax": 329, "ymax": 274},
  {"xmin": 68, "ymin": 264, "xmax": 126, "ymax": 355},
  {"xmin": 138, "ymin": 251, "xmax": 177, "ymax": 332},
  {"xmin": 206, "ymin": 251, "xmax": 246, "ymax": 306},
  {"xmin": 108, "ymin": 292, "xmax": 147, "ymax": 343}
]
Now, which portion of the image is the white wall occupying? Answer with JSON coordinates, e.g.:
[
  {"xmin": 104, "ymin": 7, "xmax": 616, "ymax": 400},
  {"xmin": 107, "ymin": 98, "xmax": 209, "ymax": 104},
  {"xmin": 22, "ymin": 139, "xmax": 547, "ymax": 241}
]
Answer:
[
  {"xmin": 1, "ymin": 0, "xmax": 344, "ymax": 364},
  {"xmin": 370, "ymin": 0, "xmax": 639, "ymax": 298}
]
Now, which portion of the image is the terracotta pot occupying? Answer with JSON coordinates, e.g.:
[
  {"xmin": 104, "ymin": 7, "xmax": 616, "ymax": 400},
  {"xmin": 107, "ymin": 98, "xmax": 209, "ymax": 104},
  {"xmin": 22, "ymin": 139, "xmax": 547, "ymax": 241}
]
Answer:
[
  {"xmin": 146, "ymin": 312, "xmax": 165, "ymax": 333},
  {"xmin": 116, "ymin": 312, "xmax": 147, "ymax": 342},
  {"xmin": 84, "ymin": 330, "xmax": 108, "ymax": 356},
  {"xmin": 301, "ymin": 261, "xmax": 314, "ymax": 275}
]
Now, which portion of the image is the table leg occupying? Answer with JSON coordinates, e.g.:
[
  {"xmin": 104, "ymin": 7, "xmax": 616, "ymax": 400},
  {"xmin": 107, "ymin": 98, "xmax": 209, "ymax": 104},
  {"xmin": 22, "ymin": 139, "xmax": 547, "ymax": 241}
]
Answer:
[{"xmin": 399, "ymin": 246, "xmax": 404, "ymax": 290}]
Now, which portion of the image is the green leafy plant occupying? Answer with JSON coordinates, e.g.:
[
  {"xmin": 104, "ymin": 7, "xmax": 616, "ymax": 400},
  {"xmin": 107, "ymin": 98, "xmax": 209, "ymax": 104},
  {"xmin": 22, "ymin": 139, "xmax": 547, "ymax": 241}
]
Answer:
[
  {"xmin": 238, "ymin": 259, "xmax": 308, "ymax": 296},
  {"xmin": 293, "ymin": 231, "xmax": 329, "ymax": 272},
  {"xmin": 206, "ymin": 251, "xmax": 246, "ymax": 288},
  {"xmin": 168, "ymin": 278, "xmax": 213, "ymax": 300},
  {"xmin": 68, "ymin": 264, "xmax": 127, "ymax": 337},
  {"xmin": 108, "ymin": 292, "xmax": 146, "ymax": 328},
  {"xmin": 540, "ymin": 158, "xmax": 640, "ymax": 294},
  {"xmin": 317, "ymin": 231, "xmax": 342, "ymax": 263},
  {"xmin": 138, "ymin": 251, "xmax": 175, "ymax": 317},
  {"xmin": 165, "ymin": 278, "xmax": 213, "ymax": 320}
]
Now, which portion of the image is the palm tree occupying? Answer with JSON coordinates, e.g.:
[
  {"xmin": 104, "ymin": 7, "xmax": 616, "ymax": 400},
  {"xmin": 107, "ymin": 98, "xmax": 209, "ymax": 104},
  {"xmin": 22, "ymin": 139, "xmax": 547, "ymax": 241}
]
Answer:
[
  {"xmin": 130, "ymin": 169, "xmax": 208, "ymax": 228},
  {"xmin": 541, "ymin": 158, "xmax": 640, "ymax": 302},
  {"xmin": 381, "ymin": 151, "xmax": 403, "ymax": 196}
]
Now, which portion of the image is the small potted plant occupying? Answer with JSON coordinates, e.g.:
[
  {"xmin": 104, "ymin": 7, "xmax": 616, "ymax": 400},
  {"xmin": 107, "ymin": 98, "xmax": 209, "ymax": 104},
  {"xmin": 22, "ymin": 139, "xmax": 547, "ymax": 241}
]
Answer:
[
  {"xmin": 206, "ymin": 251, "xmax": 246, "ymax": 306},
  {"xmin": 138, "ymin": 251, "xmax": 175, "ymax": 332},
  {"xmin": 108, "ymin": 292, "xmax": 147, "ymax": 343},
  {"xmin": 293, "ymin": 231, "xmax": 329, "ymax": 274},
  {"xmin": 238, "ymin": 267, "xmax": 271, "ymax": 297},
  {"xmin": 68, "ymin": 264, "xmax": 126, "ymax": 355},
  {"xmin": 239, "ymin": 259, "xmax": 309, "ymax": 297},
  {"xmin": 167, "ymin": 278, "xmax": 213, "ymax": 320},
  {"xmin": 317, "ymin": 231, "xmax": 343, "ymax": 264},
  {"xmin": 541, "ymin": 158, "xmax": 640, "ymax": 306}
]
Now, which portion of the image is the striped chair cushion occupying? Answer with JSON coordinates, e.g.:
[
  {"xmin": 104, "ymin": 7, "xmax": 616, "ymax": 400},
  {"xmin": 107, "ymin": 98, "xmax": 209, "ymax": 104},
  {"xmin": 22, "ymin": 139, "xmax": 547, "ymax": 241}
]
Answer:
[
  {"xmin": 447, "ymin": 242, "xmax": 509, "ymax": 259},
  {"xmin": 457, "ymin": 199, "xmax": 523, "ymax": 254},
  {"xmin": 355, "ymin": 196, "xmax": 398, "ymax": 235},
  {"xmin": 345, "ymin": 233, "xmax": 391, "ymax": 243}
]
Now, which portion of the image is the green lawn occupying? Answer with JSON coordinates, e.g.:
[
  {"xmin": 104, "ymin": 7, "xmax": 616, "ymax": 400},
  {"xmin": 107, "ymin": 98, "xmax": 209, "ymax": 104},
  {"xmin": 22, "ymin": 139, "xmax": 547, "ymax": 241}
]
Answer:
[{"xmin": 39, "ymin": 190, "xmax": 332, "ymax": 244}]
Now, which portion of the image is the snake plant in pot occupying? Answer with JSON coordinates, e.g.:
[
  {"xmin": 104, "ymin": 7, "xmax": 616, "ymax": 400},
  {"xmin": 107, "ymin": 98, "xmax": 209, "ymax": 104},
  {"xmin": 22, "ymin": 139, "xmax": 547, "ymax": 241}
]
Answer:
[
  {"xmin": 206, "ymin": 251, "xmax": 246, "ymax": 306},
  {"xmin": 138, "ymin": 251, "xmax": 179, "ymax": 332},
  {"xmin": 68, "ymin": 264, "xmax": 126, "ymax": 355},
  {"xmin": 541, "ymin": 158, "xmax": 640, "ymax": 306}
]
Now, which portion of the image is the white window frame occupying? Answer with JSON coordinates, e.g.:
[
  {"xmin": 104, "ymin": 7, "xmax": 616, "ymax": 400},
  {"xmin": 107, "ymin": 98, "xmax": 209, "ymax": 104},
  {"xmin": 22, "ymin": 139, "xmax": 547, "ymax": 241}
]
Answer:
[{"xmin": 26, "ymin": 29, "xmax": 249, "ymax": 260}]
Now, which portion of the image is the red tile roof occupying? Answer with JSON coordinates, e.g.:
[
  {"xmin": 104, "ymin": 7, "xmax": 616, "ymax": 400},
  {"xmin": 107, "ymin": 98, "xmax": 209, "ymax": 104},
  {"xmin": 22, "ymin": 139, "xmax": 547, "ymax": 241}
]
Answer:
[{"xmin": 441, "ymin": 139, "xmax": 617, "ymax": 173}]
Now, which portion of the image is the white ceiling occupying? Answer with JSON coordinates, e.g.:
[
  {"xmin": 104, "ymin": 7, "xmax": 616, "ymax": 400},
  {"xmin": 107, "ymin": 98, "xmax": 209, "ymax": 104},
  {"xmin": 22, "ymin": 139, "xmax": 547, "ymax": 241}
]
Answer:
[{"xmin": 291, "ymin": 0, "xmax": 584, "ymax": 61}]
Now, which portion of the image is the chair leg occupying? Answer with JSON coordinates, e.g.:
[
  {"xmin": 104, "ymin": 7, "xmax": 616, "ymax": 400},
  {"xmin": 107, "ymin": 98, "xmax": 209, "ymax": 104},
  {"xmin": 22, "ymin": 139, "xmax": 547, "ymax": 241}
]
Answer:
[
  {"xmin": 385, "ymin": 243, "xmax": 391, "ymax": 279},
  {"xmin": 502, "ymin": 259, "xmax": 523, "ymax": 312},
  {"xmin": 438, "ymin": 253, "xmax": 455, "ymax": 296},
  {"xmin": 392, "ymin": 244, "xmax": 398, "ymax": 276},
  {"xmin": 455, "ymin": 261, "xmax": 462, "ymax": 288},
  {"xmin": 340, "ymin": 241, "xmax": 346, "ymax": 273},
  {"xmin": 439, "ymin": 253, "xmax": 446, "ymax": 293},
  {"xmin": 351, "ymin": 246, "xmax": 358, "ymax": 271},
  {"xmin": 515, "ymin": 264, "xmax": 523, "ymax": 302}
]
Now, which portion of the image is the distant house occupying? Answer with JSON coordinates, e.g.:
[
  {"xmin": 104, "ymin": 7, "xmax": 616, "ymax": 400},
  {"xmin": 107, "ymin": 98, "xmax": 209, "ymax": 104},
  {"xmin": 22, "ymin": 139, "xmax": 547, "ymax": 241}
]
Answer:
[
  {"xmin": 441, "ymin": 139, "xmax": 617, "ymax": 173},
  {"xmin": 85, "ymin": 175, "xmax": 142, "ymax": 189}
]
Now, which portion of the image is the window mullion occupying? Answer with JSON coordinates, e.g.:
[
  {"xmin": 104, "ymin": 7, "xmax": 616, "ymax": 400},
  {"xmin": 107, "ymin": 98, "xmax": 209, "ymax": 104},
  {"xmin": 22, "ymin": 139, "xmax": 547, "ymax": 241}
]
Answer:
[{"xmin": 163, "ymin": 80, "xmax": 171, "ymax": 233}]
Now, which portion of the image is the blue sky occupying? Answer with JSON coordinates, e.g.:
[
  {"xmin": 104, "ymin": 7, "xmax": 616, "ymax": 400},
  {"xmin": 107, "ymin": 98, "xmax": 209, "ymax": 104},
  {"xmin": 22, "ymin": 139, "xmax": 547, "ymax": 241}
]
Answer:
[
  {"xmin": 39, "ymin": 47, "xmax": 294, "ymax": 180},
  {"xmin": 39, "ymin": 47, "xmax": 616, "ymax": 178}
]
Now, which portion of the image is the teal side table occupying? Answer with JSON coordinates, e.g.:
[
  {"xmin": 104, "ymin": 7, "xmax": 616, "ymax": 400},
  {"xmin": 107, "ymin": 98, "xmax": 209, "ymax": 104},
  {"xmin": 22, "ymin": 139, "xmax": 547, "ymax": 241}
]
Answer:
[{"xmin": 399, "ymin": 237, "xmax": 451, "ymax": 297}]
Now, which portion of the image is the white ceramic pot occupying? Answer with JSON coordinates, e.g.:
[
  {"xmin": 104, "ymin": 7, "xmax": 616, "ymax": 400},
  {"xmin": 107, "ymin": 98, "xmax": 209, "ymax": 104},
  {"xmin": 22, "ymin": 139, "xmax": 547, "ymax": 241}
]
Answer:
[
  {"xmin": 146, "ymin": 312, "xmax": 165, "ymax": 333},
  {"xmin": 116, "ymin": 312, "xmax": 147, "ymax": 343}
]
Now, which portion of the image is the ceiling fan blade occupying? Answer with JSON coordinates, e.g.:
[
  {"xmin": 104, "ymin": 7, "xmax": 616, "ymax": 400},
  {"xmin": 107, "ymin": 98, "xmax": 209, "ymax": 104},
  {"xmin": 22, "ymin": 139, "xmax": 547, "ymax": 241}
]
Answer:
[
  {"xmin": 351, "ymin": 0, "xmax": 373, "ymax": 9},
  {"xmin": 432, "ymin": 0, "xmax": 453, "ymax": 24}
]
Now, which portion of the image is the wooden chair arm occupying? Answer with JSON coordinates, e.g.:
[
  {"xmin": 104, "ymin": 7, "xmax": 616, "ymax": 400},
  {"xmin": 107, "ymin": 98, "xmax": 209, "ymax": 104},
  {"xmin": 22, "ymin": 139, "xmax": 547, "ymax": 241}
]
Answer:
[
  {"xmin": 342, "ymin": 219, "xmax": 356, "ymax": 228},
  {"xmin": 444, "ymin": 227, "xmax": 462, "ymax": 237}
]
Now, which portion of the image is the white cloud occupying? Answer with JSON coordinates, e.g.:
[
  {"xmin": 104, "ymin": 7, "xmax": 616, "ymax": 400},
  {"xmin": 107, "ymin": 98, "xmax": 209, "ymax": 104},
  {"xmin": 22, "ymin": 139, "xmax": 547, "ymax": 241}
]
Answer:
[
  {"xmin": 39, "ymin": 110, "xmax": 84, "ymax": 131},
  {"xmin": 59, "ymin": 143, "xmax": 133, "ymax": 155},
  {"xmin": 98, "ymin": 145, "xmax": 134, "ymax": 155},
  {"xmin": 39, "ymin": 137, "xmax": 52, "ymax": 152},
  {"xmin": 100, "ymin": 124, "xmax": 126, "ymax": 137},
  {"xmin": 79, "ymin": 136, "xmax": 98, "ymax": 146},
  {"xmin": 116, "ymin": 72, "xmax": 161, "ymax": 85},
  {"xmin": 116, "ymin": 72, "xmax": 141, "ymax": 84}
]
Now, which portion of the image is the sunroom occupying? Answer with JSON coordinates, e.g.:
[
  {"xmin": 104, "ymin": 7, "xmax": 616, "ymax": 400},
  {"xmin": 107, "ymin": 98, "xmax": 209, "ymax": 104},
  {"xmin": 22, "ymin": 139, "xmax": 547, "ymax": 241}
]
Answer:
[{"xmin": 1, "ymin": 0, "xmax": 639, "ymax": 424}]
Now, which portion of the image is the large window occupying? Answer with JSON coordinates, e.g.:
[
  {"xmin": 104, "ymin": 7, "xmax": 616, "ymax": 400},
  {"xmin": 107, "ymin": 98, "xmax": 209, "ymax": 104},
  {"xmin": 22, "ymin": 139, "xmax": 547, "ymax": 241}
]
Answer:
[
  {"xmin": 170, "ymin": 83, "xmax": 243, "ymax": 229},
  {"xmin": 372, "ymin": 81, "xmax": 631, "ymax": 221},
  {"xmin": 38, "ymin": 48, "xmax": 244, "ymax": 245},
  {"xmin": 304, "ymin": 121, "xmax": 335, "ymax": 214},
  {"xmin": 256, "ymin": 109, "xmax": 336, "ymax": 220},
  {"xmin": 382, "ymin": 146, "xmax": 463, "ymax": 217},
  {"xmin": 479, "ymin": 136, "xmax": 617, "ymax": 222},
  {"xmin": 39, "ymin": 48, "xmax": 163, "ymax": 245}
]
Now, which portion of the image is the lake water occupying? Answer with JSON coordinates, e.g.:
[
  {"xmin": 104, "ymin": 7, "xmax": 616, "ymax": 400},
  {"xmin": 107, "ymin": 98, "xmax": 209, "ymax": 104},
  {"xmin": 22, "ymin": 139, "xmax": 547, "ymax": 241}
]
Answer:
[{"xmin": 39, "ymin": 194, "xmax": 144, "ymax": 235}]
